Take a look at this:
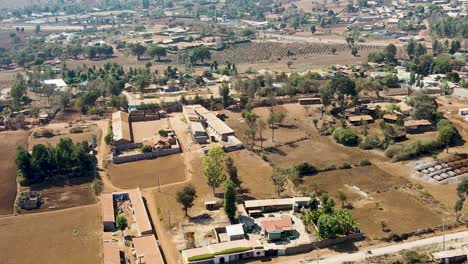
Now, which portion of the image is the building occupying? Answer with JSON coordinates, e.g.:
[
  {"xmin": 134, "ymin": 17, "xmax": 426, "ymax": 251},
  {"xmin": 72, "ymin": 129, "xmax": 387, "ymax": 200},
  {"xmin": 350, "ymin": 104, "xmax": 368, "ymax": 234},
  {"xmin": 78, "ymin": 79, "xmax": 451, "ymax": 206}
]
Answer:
[
  {"xmin": 431, "ymin": 246, "xmax": 468, "ymax": 264},
  {"xmin": 43, "ymin": 78, "xmax": 68, "ymax": 91},
  {"xmin": 112, "ymin": 111, "xmax": 133, "ymax": 148},
  {"xmin": 181, "ymin": 239, "xmax": 265, "ymax": 264},
  {"xmin": 458, "ymin": 108, "xmax": 468, "ymax": 116},
  {"xmin": 102, "ymin": 193, "xmax": 115, "ymax": 231},
  {"xmin": 298, "ymin": 97, "xmax": 321, "ymax": 105},
  {"xmin": 103, "ymin": 240, "xmax": 121, "ymax": 264},
  {"xmin": 261, "ymin": 217, "xmax": 293, "ymax": 241},
  {"xmin": 127, "ymin": 189, "xmax": 153, "ymax": 236},
  {"xmin": 453, "ymin": 88, "xmax": 468, "ymax": 98},
  {"xmin": 404, "ymin": 120, "xmax": 433, "ymax": 134},
  {"xmin": 244, "ymin": 197, "xmax": 310, "ymax": 216},
  {"xmin": 133, "ymin": 235, "xmax": 165, "ymax": 264},
  {"xmin": 383, "ymin": 114, "xmax": 399, "ymax": 123},
  {"xmin": 190, "ymin": 121, "xmax": 208, "ymax": 144},
  {"xmin": 348, "ymin": 115, "xmax": 374, "ymax": 126},
  {"xmin": 225, "ymin": 224, "xmax": 245, "ymax": 241}
]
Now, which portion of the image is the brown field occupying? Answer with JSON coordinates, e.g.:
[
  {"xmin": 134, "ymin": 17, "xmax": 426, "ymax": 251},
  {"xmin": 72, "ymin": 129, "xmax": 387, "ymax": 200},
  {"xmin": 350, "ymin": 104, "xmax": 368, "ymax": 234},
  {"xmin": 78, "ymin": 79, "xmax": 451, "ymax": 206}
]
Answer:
[
  {"xmin": 0, "ymin": 130, "xmax": 29, "ymax": 215},
  {"xmin": 28, "ymin": 123, "xmax": 100, "ymax": 151},
  {"xmin": 301, "ymin": 165, "xmax": 448, "ymax": 238},
  {"xmin": 0, "ymin": 204, "xmax": 102, "ymax": 264},
  {"xmin": 108, "ymin": 154, "xmax": 187, "ymax": 189},
  {"xmin": 131, "ymin": 119, "xmax": 171, "ymax": 143}
]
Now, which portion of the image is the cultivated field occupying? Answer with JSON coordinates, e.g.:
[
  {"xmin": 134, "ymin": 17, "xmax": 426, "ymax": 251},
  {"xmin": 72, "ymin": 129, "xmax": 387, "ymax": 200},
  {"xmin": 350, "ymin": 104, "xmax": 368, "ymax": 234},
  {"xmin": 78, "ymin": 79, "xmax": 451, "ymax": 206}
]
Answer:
[
  {"xmin": 0, "ymin": 130, "xmax": 29, "ymax": 215},
  {"xmin": 108, "ymin": 154, "xmax": 187, "ymax": 189},
  {"xmin": 0, "ymin": 204, "xmax": 102, "ymax": 264}
]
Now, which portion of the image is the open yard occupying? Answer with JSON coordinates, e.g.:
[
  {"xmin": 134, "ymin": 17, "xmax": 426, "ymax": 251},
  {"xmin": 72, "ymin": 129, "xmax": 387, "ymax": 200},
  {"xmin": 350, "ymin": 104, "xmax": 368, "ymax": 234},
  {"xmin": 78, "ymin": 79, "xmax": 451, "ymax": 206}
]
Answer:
[
  {"xmin": 131, "ymin": 119, "xmax": 170, "ymax": 143},
  {"xmin": 108, "ymin": 154, "xmax": 187, "ymax": 189},
  {"xmin": 301, "ymin": 165, "xmax": 449, "ymax": 239},
  {"xmin": 0, "ymin": 204, "xmax": 102, "ymax": 264},
  {"xmin": 0, "ymin": 130, "xmax": 29, "ymax": 215}
]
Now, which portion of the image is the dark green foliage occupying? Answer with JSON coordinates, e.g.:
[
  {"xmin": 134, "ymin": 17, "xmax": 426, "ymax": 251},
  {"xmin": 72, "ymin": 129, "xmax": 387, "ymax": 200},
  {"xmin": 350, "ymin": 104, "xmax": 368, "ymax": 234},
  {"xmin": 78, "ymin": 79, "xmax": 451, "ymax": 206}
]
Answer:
[
  {"xmin": 401, "ymin": 251, "xmax": 430, "ymax": 263},
  {"xmin": 224, "ymin": 180, "xmax": 237, "ymax": 219},
  {"xmin": 407, "ymin": 92, "xmax": 438, "ymax": 121},
  {"xmin": 332, "ymin": 128, "xmax": 360, "ymax": 146},
  {"xmin": 429, "ymin": 16, "xmax": 468, "ymax": 38},
  {"xmin": 294, "ymin": 162, "xmax": 317, "ymax": 175},
  {"xmin": 116, "ymin": 214, "xmax": 128, "ymax": 230},
  {"xmin": 177, "ymin": 184, "xmax": 197, "ymax": 216},
  {"xmin": 16, "ymin": 138, "xmax": 94, "ymax": 185},
  {"xmin": 140, "ymin": 145, "xmax": 152, "ymax": 153}
]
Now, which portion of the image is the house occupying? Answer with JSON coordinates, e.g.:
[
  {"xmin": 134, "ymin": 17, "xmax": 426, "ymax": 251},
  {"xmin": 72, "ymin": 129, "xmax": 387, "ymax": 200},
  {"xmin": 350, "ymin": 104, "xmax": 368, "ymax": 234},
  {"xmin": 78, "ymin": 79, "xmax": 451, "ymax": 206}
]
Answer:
[
  {"xmin": 43, "ymin": 78, "xmax": 68, "ymax": 91},
  {"xmin": 225, "ymin": 224, "xmax": 245, "ymax": 241},
  {"xmin": 17, "ymin": 191, "xmax": 41, "ymax": 209},
  {"xmin": 383, "ymin": 114, "xmax": 399, "ymax": 123},
  {"xmin": 190, "ymin": 121, "xmax": 208, "ymax": 144},
  {"xmin": 261, "ymin": 217, "xmax": 294, "ymax": 241},
  {"xmin": 133, "ymin": 235, "xmax": 165, "ymax": 264},
  {"xmin": 244, "ymin": 197, "xmax": 310, "ymax": 216},
  {"xmin": 112, "ymin": 111, "xmax": 133, "ymax": 148},
  {"xmin": 181, "ymin": 239, "xmax": 265, "ymax": 264},
  {"xmin": 458, "ymin": 108, "xmax": 468, "ymax": 116},
  {"xmin": 404, "ymin": 119, "xmax": 433, "ymax": 133},
  {"xmin": 298, "ymin": 97, "xmax": 321, "ymax": 105},
  {"xmin": 348, "ymin": 115, "xmax": 374, "ymax": 126},
  {"xmin": 127, "ymin": 189, "xmax": 153, "ymax": 236},
  {"xmin": 431, "ymin": 245, "xmax": 468, "ymax": 264},
  {"xmin": 102, "ymin": 193, "xmax": 115, "ymax": 231},
  {"xmin": 103, "ymin": 240, "xmax": 121, "ymax": 264}
]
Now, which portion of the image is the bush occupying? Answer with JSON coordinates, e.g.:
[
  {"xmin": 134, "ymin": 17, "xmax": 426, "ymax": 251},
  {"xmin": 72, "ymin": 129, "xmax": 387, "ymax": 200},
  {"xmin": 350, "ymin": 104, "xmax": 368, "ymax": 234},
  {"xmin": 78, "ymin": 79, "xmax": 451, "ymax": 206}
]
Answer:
[
  {"xmin": 321, "ymin": 164, "xmax": 337, "ymax": 172},
  {"xmin": 116, "ymin": 214, "xmax": 127, "ymax": 230},
  {"xmin": 259, "ymin": 152, "xmax": 269, "ymax": 161},
  {"xmin": 294, "ymin": 162, "xmax": 317, "ymax": 175},
  {"xmin": 359, "ymin": 159, "xmax": 372, "ymax": 166},
  {"xmin": 141, "ymin": 145, "xmax": 153, "ymax": 153},
  {"xmin": 70, "ymin": 127, "xmax": 83, "ymax": 134},
  {"xmin": 42, "ymin": 130, "xmax": 54, "ymax": 138},
  {"xmin": 158, "ymin": 129, "xmax": 169, "ymax": 137},
  {"xmin": 385, "ymin": 139, "xmax": 442, "ymax": 161},
  {"xmin": 91, "ymin": 178, "xmax": 103, "ymax": 195},
  {"xmin": 332, "ymin": 128, "xmax": 360, "ymax": 146},
  {"xmin": 359, "ymin": 135, "xmax": 382, "ymax": 150},
  {"xmin": 338, "ymin": 162, "xmax": 352, "ymax": 169}
]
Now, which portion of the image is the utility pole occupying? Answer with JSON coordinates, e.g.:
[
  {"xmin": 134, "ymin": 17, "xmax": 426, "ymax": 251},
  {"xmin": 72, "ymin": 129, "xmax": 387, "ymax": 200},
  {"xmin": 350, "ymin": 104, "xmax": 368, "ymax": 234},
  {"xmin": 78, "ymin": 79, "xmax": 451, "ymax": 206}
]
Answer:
[
  {"xmin": 442, "ymin": 218, "xmax": 446, "ymax": 251},
  {"xmin": 158, "ymin": 174, "xmax": 160, "ymax": 192}
]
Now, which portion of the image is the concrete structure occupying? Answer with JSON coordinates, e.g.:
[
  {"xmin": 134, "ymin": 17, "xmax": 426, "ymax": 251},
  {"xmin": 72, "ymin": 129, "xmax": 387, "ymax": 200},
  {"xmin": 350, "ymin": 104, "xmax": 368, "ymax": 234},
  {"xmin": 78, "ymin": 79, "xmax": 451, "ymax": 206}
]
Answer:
[
  {"xmin": 431, "ymin": 246, "xmax": 468, "ymax": 264},
  {"xmin": 404, "ymin": 119, "xmax": 433, "ymax": 133},
  {"xmin": 181, "ymin": 239, "xmax": 265, "ymax": 264},
  {"xmin": 102, "ymin": 193, "xmax": 115, "ymax": 231},
  {"xmin": 133, "ymin": 235, "xmax": 165, "ymax": 264},
  {"xmin": 127, "ymin": 189, "xmax": 153, "ymax": 236},
  {"xmin": 458, "ymin": 108, "xmax": 468, "ymax": 116},
  {"xmin": 43, "ymin": 78, "xmax": 68, "ymax": 91},
  {"xmin": 348, "ymin": 115, "xmax": 374, "ymax": 126},
  {"xmin": 112, "ymin": 111, "xmax": 133, "ymax": 147},
  {"xmin": 103, "ymin": 240, "xmax": 121, "ymax": 264},
  {"xmin": 225, "ymin": 224, "xmax": 245, "ymax": 241},
  {"xmin": 190, "ymin": 121, "xmax": 208, "ymax": 144},
  {"xmin": 244, "ymin": 197, "xmax": 310, "ymax": 216},
  {"xmin": 298, "ymin": 97, "xmax": 321, "ymax": 105},
  {"xmin": 261, "ymin": 217, "xmax": 293, "ymax": 241},
  {"xmin": 453, "ymin": 88, "xmax": 468, "ymax": 98}
]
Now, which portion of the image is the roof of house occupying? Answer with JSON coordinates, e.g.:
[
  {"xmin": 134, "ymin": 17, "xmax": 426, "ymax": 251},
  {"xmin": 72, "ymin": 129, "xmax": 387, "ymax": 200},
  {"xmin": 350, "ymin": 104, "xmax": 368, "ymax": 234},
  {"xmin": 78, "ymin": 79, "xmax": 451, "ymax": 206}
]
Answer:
[
  {"xmin": 348, "ymin": 115, "xmax": 374, "ymax": 122},
  {"xmin": 244, "ymin": 197, "xmax": 310, "ymax": 209},
  {"xmin": 298, "ymin": 97, "xmax": 321, "ymax": 101},
  {"xmin": 432, "ymin": 248, "xmax": 466, "ymax": 259},
  {"xmin": 128, "ymin": 189, "xmax": 152, "ymax": 235},
  {"xmin": 206, "ymin": 117, "xmax": 234, "ymax": 135},
  {"xmin": 383, "ymin": 114, "xmax": 398, "ymax": 121},
  {"xmin": 44, "ymin": 78, "xmax": 67, "ymax": 87},
  {"xmin": 404, "ymin": 119, "xmax": 432, "ymax": 127},
  {"xmin": 101, "ymin": 193, "xmax": 115, "ymax": 223},
  {"xmin": 190, "ymin": 121, "xmax": 205, "ymax": 133},
  {"xmin": 133, "ymin": 235, "xmax": 164, "ymax": 264},
  {"xmin": 261, "ymin": 217, "xmax": 293, "ymax": 233},
  {"xmin": 112, "ymin": 111, "xmax": 132, "ymax": 143},
  {"xmin": 226, "ymin": 224, "xmax": 245, "ymax": 238},
  {"xmin": 103, "ymin": 241, "xmax": 120, "ymax": 264},
  {"xmin": 181, "ymin": 239, "xmax": 262, "ymax": 260}
]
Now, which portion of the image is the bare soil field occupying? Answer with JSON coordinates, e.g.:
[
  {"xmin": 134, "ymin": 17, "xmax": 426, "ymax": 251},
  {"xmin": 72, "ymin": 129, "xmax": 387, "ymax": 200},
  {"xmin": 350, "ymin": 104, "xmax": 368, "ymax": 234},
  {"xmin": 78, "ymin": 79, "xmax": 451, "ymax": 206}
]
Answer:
[
  {"xmin": 0, "ymin": 204, "xmax": 102, "ymax": 264},
  {"xmin": 108, "ymin": 154, "xmax": 187, "ymax": 189},
  {"xmin": 301, "ymin": 165, "xmax": 447, "ymax": 238},
  {"xmin": 131, "ymin": 119, "xmax": 170, "ymax": 143},
  {"xmin": 0, "ymin": 130, "xmax": 29, "ymax": 215}
]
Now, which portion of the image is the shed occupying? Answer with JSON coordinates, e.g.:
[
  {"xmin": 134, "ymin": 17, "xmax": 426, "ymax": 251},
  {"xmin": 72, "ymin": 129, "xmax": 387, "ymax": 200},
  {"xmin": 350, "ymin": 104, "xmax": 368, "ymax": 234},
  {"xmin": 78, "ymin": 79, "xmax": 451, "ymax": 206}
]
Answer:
[
  {"xmin": 298, "ymin": 97, "xmax": 321, "ymax": 105},
  {"xmin": 383, "ymin": 114, "xmax": 399, "ymax": 123},
  {"xmin": 225, "ymin": 224, "xmax": 245, "ymax": 241},
  {"xmin": 458, "ymin": 108, "xmax": 468, "ymax": 116},
  {"xmin": 261, "ymin": 217, "xmax": 293, "ymax": 241},
  {"xmin": 404, "ymin": 119, "xmax": 433, "ymax": 134},
  {"xmin": 348, "ymin": 115, "xmax": 374, "ymax": 126}
]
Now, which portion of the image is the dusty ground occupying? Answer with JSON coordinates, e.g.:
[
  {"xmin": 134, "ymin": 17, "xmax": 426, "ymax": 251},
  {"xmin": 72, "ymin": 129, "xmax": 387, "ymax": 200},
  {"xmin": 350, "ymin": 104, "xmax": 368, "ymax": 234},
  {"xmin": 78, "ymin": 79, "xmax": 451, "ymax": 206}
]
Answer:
[
  {"xmin": 131, "ymin": 119, "xmax": 171, "ymax": 143},
  {"xmin": 108, "ymin": 154, "xmax": 187, "ymax": 189},
  {"xmin": 0, "ymin": 130, "xmax": 29, "ymax": 215},
  {"xmin": 0, "ymin": 204, "xmax": 102, "ymax": 264}
]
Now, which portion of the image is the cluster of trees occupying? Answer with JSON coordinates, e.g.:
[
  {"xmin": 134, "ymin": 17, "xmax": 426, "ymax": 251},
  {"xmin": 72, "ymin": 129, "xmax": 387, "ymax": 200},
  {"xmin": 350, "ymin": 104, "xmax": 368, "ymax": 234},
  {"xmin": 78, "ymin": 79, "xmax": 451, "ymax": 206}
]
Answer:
[
  {"xmin": 241, "ymin": 108, "xmax": 286, "ymax": 148},
  {"xmin": 429, "ymin": 16, "xmax": 468, "ymax": 38},
  {"xmin": 186, "ymin": 46, "xmax": 212, "ymax": 65},
  {"xmin": 368, "ymin": 44, "xmax": 397, "ymax": 64},
  {"xmin": 320, "ymin": 75, "xmax": 357, "ymax": 115},
  {"xmin": 454, "ymin": 180, "xmax": 468, "ymax": 221},
  {"xmin": 301, "ymin": 193, "xmax": 358, "ymax": 239},
  {"xmin": 67, "ymin": 44, "xmax": 114, "ymax": 60},
  {"xmin": 128, "ymin": 43, "xmax": 167, "ymax": 61},
  {"xmin": 16, "ymin": 138, "xmax": 95, "ymax": 185}
]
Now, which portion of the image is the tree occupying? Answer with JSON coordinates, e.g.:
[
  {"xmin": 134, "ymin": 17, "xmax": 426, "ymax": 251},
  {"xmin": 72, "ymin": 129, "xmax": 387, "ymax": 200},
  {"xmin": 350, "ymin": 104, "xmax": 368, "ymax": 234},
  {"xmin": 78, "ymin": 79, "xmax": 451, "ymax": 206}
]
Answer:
[
  {"xmin": 67, "ymin": 45, "xmax": 83, "ymax": 59},
  {"xmin": 310, "ymin": 25, "xmax": 316, "ymax": 34},
  {"xmin": 11, "ymin": 73, "xmax": 26, "ymax": 106},
  {"xmin": 271, "ymin": 167, "xmax": 288, "ymax": 197},
  {"xmin": 257, "ymin": 118, "xmax": 266, "ymax": 149},
  {"xmin": 317, "ymin": 214, "xmax": 342, "ymax": 239},
  {"xmin": 384, "ymin": 44, "xmax": 397, "ymax": 63},
  {"xmin": 449, "ymin": 40, "xmax": 461, "ymax": 54},
  {"xmin": 331, "ymin": 47, "xmax": 337, "ymax": 55},
  {"xmin": 116, "ymin": 214, "xmax": 128, "ymax": 230},
  {"xmin": 351, "ymin": 46, "xmax": 358, "ymax": 57},
  {"xmin": 333, "ymin": 128, "xmax": 360, "ymax": 146},
  {"xmin": 324, "ymin": 75, "xmax": 357, "ymax": 116},
  {"xmin": 147, "ymin": 44, "xmax": 166, "ymax": 61},
  {"xmin": 432, "ymin": 39, "xmax": 444, "ymax": 56},
  {"xmin": 337, "ymin": 191, "xmax": 347, "ymax": 207},
  {"xmin": 407, "ymin": 91, "xmax": 438, "ymax": 121},
  {"xmin": 224, "ymin": 180, "xmax": 237, "ymax": 219},
  {"xmin": 142, "ymin": 0, "xmax": 150, "ymax": 9},
  {"xmin": 455, "ymin": 180, "xmax": 468, "ymax": 221},
  {"xmin": 225, "ymin": 157, "xmax": 240, "ymax": 186},
  {"xmin": 202, "ymin": 147, "xmax": 226, "ymax": 195},
  {"xmin": 267, "ymin": 110, "xmax": 286, "ymax": 142},
  {"xmin": 35, "ymin": 24, "xmax": 41, "ymax": 34},
  {"xmin": 177, "ymin": 184, "xmax": 197, "ymax": 216},
  {"xmin": 130, "ymin": 43, "xmax": 146, "ymax": 60},
  {"xmin": 309, "ymin": 193, "xmax": 320, "ymax": 210},
  {"xmin": 219, "ymin": 83, "xmax": 232, "ymax": 108}
]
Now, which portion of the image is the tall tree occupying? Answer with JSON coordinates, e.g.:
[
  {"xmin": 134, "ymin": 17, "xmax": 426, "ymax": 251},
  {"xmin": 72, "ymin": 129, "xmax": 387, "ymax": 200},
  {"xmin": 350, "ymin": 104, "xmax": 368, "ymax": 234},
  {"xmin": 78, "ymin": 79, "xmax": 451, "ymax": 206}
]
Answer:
[
  {"xmin": 177, "ymin": 184, "xmax": 197, "ymax": 216},
  {"xmin": 147, "ymin": 44, "xmax": 166, "ymax": 61},
  {"xmin": 267, "ymin": 110, "xmax": 286, "ymax": 142},
  {"xmin": 257, "ymin": 118, "xmax": 267, "ymax": 149},
  {"xmin": 202, "ymin": 147, "xmax": 226, "ymax": 195},
  {"xmin": 11, "ymin": 73, "xmax": 26, "ymax": 106},
  {"xmin": 271, "ymin": 167, "xmax": 288, "ymax": 197},
  {"xmin": 224, "ymin": 180, "xmax": 237, "ymax": 219},
  {"xmin": 325, "ymin": 75, "xmax": 357, "ymax": 116}
]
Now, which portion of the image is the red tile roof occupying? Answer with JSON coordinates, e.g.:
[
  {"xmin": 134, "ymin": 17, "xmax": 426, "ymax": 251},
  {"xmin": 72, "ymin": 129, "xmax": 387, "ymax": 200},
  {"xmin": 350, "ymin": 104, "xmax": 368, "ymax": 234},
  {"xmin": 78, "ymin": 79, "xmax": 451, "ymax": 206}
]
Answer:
[{"xmin": 261, "ymin": 218, "xmax": 293, "ymax": 233}]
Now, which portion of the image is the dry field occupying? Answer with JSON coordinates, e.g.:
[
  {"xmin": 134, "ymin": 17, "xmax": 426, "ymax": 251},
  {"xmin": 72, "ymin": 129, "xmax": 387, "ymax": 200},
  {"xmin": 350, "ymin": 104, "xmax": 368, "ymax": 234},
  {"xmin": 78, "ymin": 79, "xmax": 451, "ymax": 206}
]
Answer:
[
  {"xmin": 108, "ymin": 154, "xmax": 187, "ymax": 189},
  {"xmin": 301, "ymin": 165, "xmax": 450, "ymax": 238},
  {"xmin": 131, "ymin": 119, "xmax": 171, "ymax": 143},
  {"xmin": 0, "ymin": 204, "xmax": 102, "ymax": 264},
  {"xmin": 0, "ymin": 130, "xmax": 29, "ymax": 215}
]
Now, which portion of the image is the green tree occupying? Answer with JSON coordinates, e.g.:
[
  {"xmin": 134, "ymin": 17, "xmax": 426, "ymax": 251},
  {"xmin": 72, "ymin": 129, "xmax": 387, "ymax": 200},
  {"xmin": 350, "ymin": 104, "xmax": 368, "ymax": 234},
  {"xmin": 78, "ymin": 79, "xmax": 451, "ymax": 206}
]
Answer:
[
  {"xmin": 202, "ymin": 147, "xmax": 226, "ymax": 195},
  {"xmin": 271, "ymin": 167, "xmax": 288, "ymax": 197},
  {"xmin": 147, "ymin": 44, "xmax": 166, "ymax": 61},
  {"xmin": 351, "ymin": 46, "xmax": 358, "ymax": 57},
  {"xmin": 225, "ymin": 157, "xmax": 240, "ymax": 186},
  {"xmin": 35, "ymin": 24, "xmax": 41, "ymax": 34},
  {"xmin": 177, "ymin": 184, "xmax": 197, "ymax": 216},
  {"xmin": 224, "ymin": 180, "xmax": 237, "ymax": 219},
  {"xmin": 11, "ymin": 73, "xmax": 26, "ymax": 106},
  {"xmin": 130, "ymin": 43, "xmax": 146, "ymax": 60},
  {"xmin": 142, "ymin": 0, "xmax": 150, "ymax": 9},
  {"xmin": 116, "ymin": 214, "xmax": 128, "ymax": 230},
  {"xmin": 256, "ymin": 118, "xmax": 267, "ymax": 149},
  {"xmin": 407, "ymin": 91, "xmax": 438, "ymax": 121},
  {"xmin": 325, "ymin": 75, "xmax": 357, "ymax": 116},
  {"xmin": 267, "ymin": 110, "xmax": 286, "ymax": 142},
  {"xmin": 317, "ymin": 214, "xmax": 342, "ymax": 239}
]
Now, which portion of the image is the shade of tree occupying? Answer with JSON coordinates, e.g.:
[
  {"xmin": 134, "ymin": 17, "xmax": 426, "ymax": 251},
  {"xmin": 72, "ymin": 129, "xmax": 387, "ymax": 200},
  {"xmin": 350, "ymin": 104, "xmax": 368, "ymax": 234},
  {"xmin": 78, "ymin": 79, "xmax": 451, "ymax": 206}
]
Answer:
[
  {"xmin": 271, "ymin": 167, "xmax": 288, "ymax": 197},
  {"xmin": 177, "ymin": 184, "xmax": 197, "ymax": 216},
  {"xmin": 224, "ymin": 180, "xmax": 237, "ymax": 219},
  {"xmin": 225, "ymin": 157, "xmax": 240, "ymax": 186},
  {"xmin": 202, "ymin": 147, "xmax": 226, "ymax": 195}
]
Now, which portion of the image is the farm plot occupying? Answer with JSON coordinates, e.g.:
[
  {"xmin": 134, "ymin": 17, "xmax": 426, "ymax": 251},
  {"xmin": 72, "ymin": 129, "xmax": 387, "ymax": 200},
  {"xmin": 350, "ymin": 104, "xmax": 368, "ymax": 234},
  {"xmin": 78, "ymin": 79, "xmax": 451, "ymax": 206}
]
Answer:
[
  {"xmin": 0, "ymin": 204, "xmax": 102, "ymax": 264},
  {"xmin": 213, "ymin": 42, "xmax": 383, "ymax": 64},
  {"xmin": 0, "ymin": 130, "xmax": 29, "ymax": 215},
  {"xmin": 301, "ymin": 166, "xmax": 445, "ymax": 239},
  {"xmin": 108, "ymin": 154, "xmax": 187, "ymax": 189}
]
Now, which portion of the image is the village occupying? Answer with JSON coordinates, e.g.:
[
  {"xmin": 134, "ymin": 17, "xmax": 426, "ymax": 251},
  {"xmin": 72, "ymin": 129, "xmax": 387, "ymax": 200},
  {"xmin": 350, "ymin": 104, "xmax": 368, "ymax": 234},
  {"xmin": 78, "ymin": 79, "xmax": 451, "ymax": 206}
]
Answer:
[{"xmin": 0, "ymin": 0, "xmax": 467, "ymax": 264}]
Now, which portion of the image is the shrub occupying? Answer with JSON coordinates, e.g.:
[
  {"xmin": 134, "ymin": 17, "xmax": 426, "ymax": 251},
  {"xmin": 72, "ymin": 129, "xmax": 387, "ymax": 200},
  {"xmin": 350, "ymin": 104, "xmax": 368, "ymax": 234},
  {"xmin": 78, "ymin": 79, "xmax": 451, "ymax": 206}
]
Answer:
[
  {"xmin": 259, "ymin": 152, "xmax": 269, "ymax": 161},
  {"xmin": 359, "ymin": 159, "xmax": 372, "ymax": 166},
  {"xmin": 91, "ymin": 178, "xmax": 103, "ymax": 195},
  {"xmin": 359, "ymin": 135, "xmax": 382, "ymax": 150},
  {"xmin": 116, "ymin": 214, "xmax": 127, "ymax": 230},
  {"xmin": 70, "ymin": 127, "xmax": 83, "ymax": 134},
  {"xmin": 321, "ymin": 164, "xmax": 337, "ymax": 172},
  {"xmin": 42, "ymin": 129, "xmax": 54, "ymax": 138},
  {"xmin": 385, "ymin": 139, "xmax": 441, "ymax": 161},
  {"xmin": 338, "ymin": 162, "xmax": 352, "ymax": 169},
  {"xmin": 295, "ymin": 162, "xmax": 317, "ymax": 175},
  {"xmin": 141, "ymin": 145, "xmax": 153, "ymax": 153},
  {"xmin": 332, "ymin": 128, "xmax": 360, "ymax": 146},
  {"xmin": 158, "ymin": 129, "xmax": 169, "ymax": 137}
]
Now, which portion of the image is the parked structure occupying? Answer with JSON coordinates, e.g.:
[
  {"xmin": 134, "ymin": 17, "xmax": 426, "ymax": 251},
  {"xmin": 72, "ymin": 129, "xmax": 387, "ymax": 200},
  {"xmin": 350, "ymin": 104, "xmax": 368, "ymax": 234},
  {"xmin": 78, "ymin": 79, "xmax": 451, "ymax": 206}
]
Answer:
[
  {"xmin": 298, "ymin": 97, "xmax": 321, "ymax": 105},
  {"xmin": 431, "ymin": 245, "xmax": 468, "ymax": 264}
]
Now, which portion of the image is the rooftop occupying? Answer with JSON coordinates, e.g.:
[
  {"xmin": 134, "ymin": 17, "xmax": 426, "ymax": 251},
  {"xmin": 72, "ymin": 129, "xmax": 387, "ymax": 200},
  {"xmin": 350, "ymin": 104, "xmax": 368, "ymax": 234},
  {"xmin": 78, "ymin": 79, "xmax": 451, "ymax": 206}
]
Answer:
[
  {"xmin": 101, "ymin": 193, "xmax": 115, "ymax": 223},
  {"xmin": 226, "ymin": 224, "xmax": 245, "ymax": 238},
  {"xmin": 133, "ymin": 235, "xmax": 164, "ymax": 264},
  {"xmin": 182, "ymin": 239, "xmax": 262, "ymax": 260},
  {"xmin": 103, "ymin": 241, "xmax": 120, "ymax": 264},
  {"xmin": 261, "ymin": 217, "xmax": 293, "ymax": 233},
  {"xmin": 127, "ymin": 189, "xmax": 152, "ymax": 235},
  {"xmin": 348, "ymin": 115, "xmax": 374, "ymax": 122},
  {"xmin": 112, "ymin": 111, "xmax": 132, "ymax": 142},
  {"xmin": 404, "ymin": 119, "xmax": 432, "ymax": 127},
  {"xmin": 244, "ymin": 197, "xmax": 310, "ymax": 209}
]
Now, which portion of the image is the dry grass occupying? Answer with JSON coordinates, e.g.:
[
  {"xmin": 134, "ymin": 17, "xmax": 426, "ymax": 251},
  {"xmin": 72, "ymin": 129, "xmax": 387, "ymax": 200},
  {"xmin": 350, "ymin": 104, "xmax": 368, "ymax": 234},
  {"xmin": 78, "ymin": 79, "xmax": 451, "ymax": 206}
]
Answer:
[
  {"xmin": 28, "ymin": 123, "xmax": 100, "ymax": 151},
  {"xmin": 0, "ymin": 204, "xmax": 102, "ymax": 264},
  {"xmin": 0, "ymin": 130, "xmax": 29, "ymax": 215}
]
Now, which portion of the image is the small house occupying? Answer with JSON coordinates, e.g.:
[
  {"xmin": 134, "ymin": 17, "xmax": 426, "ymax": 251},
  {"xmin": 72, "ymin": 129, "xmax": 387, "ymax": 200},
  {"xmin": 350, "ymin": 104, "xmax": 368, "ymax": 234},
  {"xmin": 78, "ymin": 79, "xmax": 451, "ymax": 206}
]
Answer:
[
  {"xmin": 458, "ymin": 108, "xmax": 468, "ymax": 116},
  {"xmin": 261, "ymin": 217, "xmax": 294, "ymax": 241},
  {"xmin": 431, "ymin": 246, "xmax": 468, "ymax": 264},
  {"xmin": 298, "ymin": 97, "xmax": 321, "ymax": 105},
  {"xmin": 404, "ymin": 120, "xmax": 433, "ymax": 134},
  {"xmin": 383, "ymin": 114, "xmax": 399, "ymax": 123},
  {"xmin": 225, "ymin": 224, "xmax": 245, "ymax": 241},
  {"xmin": 348, "ymin": 115, "xmax": 374, "ymax": 126}
]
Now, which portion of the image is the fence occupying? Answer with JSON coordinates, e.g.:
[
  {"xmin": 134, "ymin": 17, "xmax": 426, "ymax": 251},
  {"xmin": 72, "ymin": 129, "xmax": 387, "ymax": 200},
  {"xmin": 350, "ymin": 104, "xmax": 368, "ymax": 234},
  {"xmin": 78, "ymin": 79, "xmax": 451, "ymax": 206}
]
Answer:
[{"xmin": 284, "ymin": 233, "xmax": 364, "ymax": 255}]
